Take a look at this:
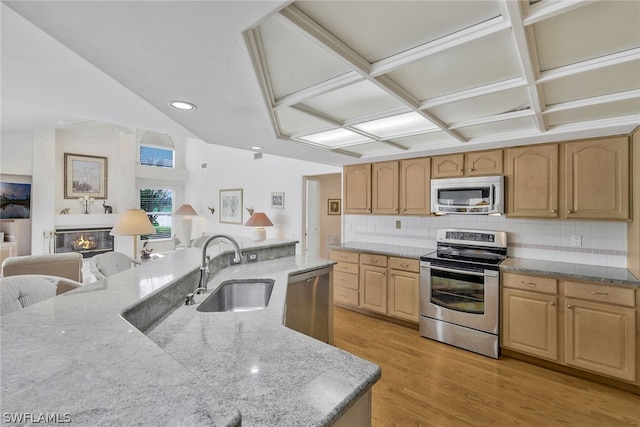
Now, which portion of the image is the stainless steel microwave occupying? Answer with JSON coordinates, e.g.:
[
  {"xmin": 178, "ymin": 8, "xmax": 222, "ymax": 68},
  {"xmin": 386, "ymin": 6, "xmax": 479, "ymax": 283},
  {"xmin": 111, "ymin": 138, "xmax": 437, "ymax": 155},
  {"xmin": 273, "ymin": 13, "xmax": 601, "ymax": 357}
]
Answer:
[{"xmin": 430, "ymin": 175, "xmax": 504, "ymax": 215}]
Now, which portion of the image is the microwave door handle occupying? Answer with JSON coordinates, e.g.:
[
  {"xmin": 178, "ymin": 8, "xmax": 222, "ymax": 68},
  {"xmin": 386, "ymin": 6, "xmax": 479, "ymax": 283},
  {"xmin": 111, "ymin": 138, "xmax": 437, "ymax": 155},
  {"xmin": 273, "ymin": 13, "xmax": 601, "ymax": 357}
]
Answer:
[
  {"xmin": 490, "ymin": 184, "xmax": 495, "ymax": 209},
  {"xmin": 429, "ymin": 265, "xmax": 497, "ymax": 278}
]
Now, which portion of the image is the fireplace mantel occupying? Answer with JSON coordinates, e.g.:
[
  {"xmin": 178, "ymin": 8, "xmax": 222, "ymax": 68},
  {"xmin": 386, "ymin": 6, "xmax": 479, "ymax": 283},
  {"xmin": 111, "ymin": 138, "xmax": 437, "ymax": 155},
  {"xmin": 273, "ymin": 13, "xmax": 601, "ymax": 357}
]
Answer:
[{"xmin": 56, "ymin": 214, "xmax": 117, "ymax": 229}]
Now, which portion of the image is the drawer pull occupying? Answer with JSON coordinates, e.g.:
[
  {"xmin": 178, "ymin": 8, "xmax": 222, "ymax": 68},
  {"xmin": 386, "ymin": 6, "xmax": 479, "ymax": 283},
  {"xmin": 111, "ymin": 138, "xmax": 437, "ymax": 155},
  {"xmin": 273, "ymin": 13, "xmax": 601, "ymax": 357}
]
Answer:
[
  {"xmin": 371, "ymin": 259, "xmax": 378, "ymax": 264},
  {"xmin": 521, "ymin": 281, "xmax": 537, "ymax": 288},
  {"xmin": 567, "ymin": 304, "xmax": 573, "ymax": 309},
  {"xmin": 588, "ymin": 291, "xmax": 609, "ymax": 296},
  {"xmin": 400, "ymin": 263, "xmax": 409, "ymax": 268},
  {"xmin": 550, "ymin": 301, "xmax": 556, "ymax": 306}
]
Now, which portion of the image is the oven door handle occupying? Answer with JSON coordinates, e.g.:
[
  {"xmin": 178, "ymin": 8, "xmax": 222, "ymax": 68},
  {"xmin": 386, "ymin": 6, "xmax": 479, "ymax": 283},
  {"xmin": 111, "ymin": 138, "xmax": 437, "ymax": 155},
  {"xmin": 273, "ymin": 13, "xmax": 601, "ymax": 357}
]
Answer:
[{"xmin": 427, "ymin": 265, "xmax": 498, "ymax": 278}]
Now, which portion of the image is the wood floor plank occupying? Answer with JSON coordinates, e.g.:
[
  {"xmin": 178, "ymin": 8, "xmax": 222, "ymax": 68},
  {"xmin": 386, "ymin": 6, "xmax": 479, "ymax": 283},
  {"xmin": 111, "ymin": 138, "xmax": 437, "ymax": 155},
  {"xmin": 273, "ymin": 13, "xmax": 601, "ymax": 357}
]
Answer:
[{"xmin": 332, "ymin": 307, "xmax": 640, "ymax": 426}]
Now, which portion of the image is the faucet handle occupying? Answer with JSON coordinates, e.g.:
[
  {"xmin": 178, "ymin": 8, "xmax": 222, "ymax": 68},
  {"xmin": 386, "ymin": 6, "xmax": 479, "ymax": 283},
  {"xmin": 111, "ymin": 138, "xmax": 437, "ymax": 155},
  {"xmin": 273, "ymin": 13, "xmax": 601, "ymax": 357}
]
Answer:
[{"xmin": 185, "ymin": 293, "xmax": 195, "ymax": 305}]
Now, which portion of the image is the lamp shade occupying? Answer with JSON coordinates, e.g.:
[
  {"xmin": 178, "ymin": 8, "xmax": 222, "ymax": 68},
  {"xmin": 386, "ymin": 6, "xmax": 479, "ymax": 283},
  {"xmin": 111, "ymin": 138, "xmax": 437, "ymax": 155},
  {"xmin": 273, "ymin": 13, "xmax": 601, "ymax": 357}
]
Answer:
[
  {"xmin": 244, "ymin": 212, "xmax": 273, "ymax": 227},
  {"xmin": 175, "ymin": 204, "xmax": 198, "ymax": 216},
  {"xmin": 110, "ymin": 209, "xmax": 156, "ymax": 236}
]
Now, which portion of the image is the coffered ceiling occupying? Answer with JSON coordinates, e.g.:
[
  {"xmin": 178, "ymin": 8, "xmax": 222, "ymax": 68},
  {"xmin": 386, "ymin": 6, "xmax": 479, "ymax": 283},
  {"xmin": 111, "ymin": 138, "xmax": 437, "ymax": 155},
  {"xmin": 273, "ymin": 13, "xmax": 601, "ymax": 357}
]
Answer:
[{"xmin": 2, "ymin": 1, "xmax": 639, "ymax": 166}]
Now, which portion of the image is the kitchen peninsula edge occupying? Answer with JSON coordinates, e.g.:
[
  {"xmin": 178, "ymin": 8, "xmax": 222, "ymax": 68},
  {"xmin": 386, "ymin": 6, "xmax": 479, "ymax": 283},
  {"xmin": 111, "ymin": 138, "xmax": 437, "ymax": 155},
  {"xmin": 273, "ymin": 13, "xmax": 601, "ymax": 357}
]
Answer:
[{"xmin": 0, "ymin": 239, "xmax": 381, "ymax": 426}]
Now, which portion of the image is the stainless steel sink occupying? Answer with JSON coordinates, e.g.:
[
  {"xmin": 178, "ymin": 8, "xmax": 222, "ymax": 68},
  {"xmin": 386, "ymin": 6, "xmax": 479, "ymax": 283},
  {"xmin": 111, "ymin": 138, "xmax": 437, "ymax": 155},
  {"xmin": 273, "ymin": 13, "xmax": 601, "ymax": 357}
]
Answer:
[{"xmin": 197, "ymin": 279, "xmax": 275, "ymax": 312}]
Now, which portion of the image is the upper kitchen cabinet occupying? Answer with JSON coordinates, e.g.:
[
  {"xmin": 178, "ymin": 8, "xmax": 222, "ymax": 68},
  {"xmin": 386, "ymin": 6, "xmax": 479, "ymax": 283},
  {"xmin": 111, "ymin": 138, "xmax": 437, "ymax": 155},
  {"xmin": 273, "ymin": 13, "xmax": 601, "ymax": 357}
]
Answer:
[
  {"xmin": 564, "ymin": 137, "xmax": 630, "ymax": 220},
  {"xmin": 399, "ymin": 157, "xmax": 430, "ymax": 215},
  {"xmin": 506, "ymin": 136, "xmax": 631, "ymax": 220},
  {"xmin": 372, "ymin": 161, "xmax": 399, "ymax": 215},
  {"xmin": 343, "ymin": 164, "xmax": 372, "ymax": 214},
  {"xmin": 432, "ymin": 149, "xmax": 503, "ymax": 179},
  {"xmin": 506, "ymin": 144, "xmax": 559, "ymax": 218}
]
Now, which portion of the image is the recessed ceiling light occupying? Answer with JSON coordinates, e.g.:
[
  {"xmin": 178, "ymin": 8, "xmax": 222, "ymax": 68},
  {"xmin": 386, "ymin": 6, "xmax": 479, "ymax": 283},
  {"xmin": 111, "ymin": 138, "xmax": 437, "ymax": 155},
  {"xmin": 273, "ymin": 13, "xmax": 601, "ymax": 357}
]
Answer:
[
  {"xmin": 169, "ymin": 101, "xmax": 196, "ymax": 110},
  {"xmin": 250, "ymin": 146, "xmax": 263, "ymax": 150}
]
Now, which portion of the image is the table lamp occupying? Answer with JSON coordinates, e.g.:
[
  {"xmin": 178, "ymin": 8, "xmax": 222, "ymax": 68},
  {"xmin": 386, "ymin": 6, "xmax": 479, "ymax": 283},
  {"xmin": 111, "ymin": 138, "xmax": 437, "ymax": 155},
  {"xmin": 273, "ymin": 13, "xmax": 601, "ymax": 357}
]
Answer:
[
  {"xmin": 244, "ymin": 212, "xmax": 273, "ymax": 241},
  {"xmin": 174, "ymin": 204, "xmax": 199, "ymax": 247},
  {"xmin": 110, "ymin": 209, "xmax": 156, "ymax": 259}
]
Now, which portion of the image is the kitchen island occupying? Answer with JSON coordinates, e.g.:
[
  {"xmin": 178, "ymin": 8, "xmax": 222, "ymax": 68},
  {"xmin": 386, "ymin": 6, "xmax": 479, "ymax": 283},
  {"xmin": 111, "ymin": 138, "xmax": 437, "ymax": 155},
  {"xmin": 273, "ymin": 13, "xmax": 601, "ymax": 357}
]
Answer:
[{"xmin": 0, "ymin": 240, "xmax": 380, "ymax": 426}]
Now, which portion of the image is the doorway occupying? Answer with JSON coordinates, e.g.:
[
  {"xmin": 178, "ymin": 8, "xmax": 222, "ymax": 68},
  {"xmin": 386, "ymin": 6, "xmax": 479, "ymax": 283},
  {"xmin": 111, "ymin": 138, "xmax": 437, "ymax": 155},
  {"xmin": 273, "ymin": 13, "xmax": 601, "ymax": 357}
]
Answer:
[{"xmin": 303, "ymin": 173, "xmax": 341, "ymax": 259}]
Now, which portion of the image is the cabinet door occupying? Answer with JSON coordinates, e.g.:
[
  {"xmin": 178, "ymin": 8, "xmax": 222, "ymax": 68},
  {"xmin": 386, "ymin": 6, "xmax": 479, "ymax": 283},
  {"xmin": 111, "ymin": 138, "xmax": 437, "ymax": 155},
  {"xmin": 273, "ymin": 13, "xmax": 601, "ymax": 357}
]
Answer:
[
  {"xmin": 360, "ymin": 265, "xmax": 387, "ymax": 314},
  {"xmin": 372, "ymin": 161, "xmax": 399, "ymax": 215},
  {"xmin": 565, "ymin": 298, "xmax": 636, "ymax": 382},
  {"xmin": 565, "ymin": 137, "xmax": 630, "ymax": 220},
  {"xmin": 388, "ymin": 270, "xmax": 419, "ymax": 322},
  {"xmin": 502, "ymin": 288, "xmax": 558, "ymax": 361},
  {"xmin": 343, "ymin": 164, "xmax": 372, "ymax": 214},
  {"xmin": 466, "ymin": 150, "xmax": 503, "ymax": 176},
  {"xmin": 432, "ymin": 154, "xmax": 464, "ymax": 178},
  {"xmin": 506, "ymin": 144, "xmax": 559, "ymax": 218},
  {"xmin": 399, "ymin": 157, "xmax": 430, "ymax": 215}
]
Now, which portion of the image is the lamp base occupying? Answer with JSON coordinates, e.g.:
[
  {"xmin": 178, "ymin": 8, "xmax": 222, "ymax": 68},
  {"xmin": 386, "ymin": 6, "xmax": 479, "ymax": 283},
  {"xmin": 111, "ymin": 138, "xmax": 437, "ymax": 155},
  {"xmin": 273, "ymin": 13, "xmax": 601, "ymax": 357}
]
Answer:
[{"xmin": 252, "ymin": 227, "xmax": 266, "ymax": 241}]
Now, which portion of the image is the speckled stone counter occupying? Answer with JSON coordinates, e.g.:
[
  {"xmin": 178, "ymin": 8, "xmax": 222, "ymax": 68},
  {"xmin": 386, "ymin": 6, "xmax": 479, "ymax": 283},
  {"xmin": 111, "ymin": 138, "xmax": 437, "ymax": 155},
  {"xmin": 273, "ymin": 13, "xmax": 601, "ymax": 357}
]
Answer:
[
  {"xmin": 331, "ymin": 241, "xmax": 433, "ymax": 259},
  {"xmin": 500, "ymin": 257, "xmax": 640, "ymax": 288},
  {"xmin": 0, "ymin": 239, "xmax": 380, "ymax": 426}
]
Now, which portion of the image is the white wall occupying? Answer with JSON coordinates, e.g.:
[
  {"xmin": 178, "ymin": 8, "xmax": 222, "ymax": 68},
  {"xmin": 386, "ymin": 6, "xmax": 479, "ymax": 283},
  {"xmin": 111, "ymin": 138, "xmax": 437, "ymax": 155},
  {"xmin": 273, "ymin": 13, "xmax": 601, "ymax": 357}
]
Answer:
[
  {"xmin": 343, "ymin": 214, "xmax": 628, "ymax": 268},
  {"xmin": 1, "ymin": 131, "xmax": 33, "ymax": 175},
  {"xmin": 184, "ymin": 140, "xmax": 340, "ymax": 249}
]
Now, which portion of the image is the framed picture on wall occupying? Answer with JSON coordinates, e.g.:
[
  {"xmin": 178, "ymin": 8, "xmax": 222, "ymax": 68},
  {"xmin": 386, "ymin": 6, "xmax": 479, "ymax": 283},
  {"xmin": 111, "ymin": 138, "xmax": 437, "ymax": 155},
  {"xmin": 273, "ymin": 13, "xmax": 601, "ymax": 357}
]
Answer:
[
  {"xmin": 328, "ymin": 199, "xmax": 341, "ymax": 215},
  {"xmin": 64, "ymin": 153, "xmax": 108, "ymax": 199},
  {"xmin": 271, "ymin": 192, "xmax": 284, "ymax": 209},
  {"xmin": 220, "ymin": 188, "xmax": 243, "ymax": 224},
  {"xmin": 0, "ymin": 182, "xmax": 31, "ymax": 219}
]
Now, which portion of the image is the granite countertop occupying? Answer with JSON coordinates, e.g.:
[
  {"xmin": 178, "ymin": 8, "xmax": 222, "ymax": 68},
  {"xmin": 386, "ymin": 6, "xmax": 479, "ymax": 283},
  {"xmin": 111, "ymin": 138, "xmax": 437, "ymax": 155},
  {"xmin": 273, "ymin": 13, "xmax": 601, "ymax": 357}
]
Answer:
[
  {"xmin": 500, "ymin": 257, "xmax": 640, "ymax": 288},
  {"xmin": 0, "ymin": 240, "xmax": 380, "ymax": 426},
  {"xmin": 331, "ymin": 241, "xmax": 640, "ymax": 288}
]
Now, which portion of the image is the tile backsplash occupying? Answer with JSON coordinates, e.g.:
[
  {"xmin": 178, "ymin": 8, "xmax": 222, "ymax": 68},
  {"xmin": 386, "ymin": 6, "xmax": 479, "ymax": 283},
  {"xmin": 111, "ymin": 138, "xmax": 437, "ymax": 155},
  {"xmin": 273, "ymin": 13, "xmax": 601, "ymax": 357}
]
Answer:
[{"xmin": 343, "ymin": 215, "xmax": 627, "ymax": 268}]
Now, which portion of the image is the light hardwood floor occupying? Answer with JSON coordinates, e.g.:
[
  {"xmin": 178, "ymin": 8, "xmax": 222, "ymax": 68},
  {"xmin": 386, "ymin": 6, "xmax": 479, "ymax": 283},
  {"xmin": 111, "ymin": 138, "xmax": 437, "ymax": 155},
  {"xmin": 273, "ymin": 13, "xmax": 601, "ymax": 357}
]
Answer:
[{"xmin": 332, "ymin": 307, "xmax": 640, "ymax": 427}]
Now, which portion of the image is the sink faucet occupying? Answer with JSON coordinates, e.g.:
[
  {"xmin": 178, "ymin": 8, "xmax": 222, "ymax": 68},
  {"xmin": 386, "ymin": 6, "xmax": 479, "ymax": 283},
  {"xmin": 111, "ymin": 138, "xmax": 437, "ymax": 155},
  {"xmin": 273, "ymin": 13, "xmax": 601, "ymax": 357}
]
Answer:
[{"xmin": 199, "ymin": 234, "xmax": 242, "ymax": 291}]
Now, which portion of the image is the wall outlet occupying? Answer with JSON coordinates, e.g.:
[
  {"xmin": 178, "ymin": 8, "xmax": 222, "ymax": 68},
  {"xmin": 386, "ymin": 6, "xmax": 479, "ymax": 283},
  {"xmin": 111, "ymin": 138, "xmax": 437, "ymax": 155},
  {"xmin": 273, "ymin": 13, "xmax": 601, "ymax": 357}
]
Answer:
[
  {"xmin": 247, "ymin": 252, "xmax": 258, "ymax": 262},
  {"xmin": 395, "ymin": 220, "xmax": 401, "ymax": 229},
  {"xmin": 571, "ymin": 235, "xmax": 582, "ymax": 247}
]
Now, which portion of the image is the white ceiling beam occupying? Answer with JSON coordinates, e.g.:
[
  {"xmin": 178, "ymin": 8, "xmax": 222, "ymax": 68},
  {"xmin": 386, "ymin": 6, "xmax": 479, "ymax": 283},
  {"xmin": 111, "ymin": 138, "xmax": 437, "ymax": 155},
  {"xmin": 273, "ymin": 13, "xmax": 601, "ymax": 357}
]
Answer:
[
  {"xmin": 272, "ymin": 71, "xmax": 363, "ymax": 109},
  {"xmin": 544, "ymin": 89, "xmax": 640, "ymax": 113},
  {"xmin": 500, "ymin": 0, "xmax": 547, "ymax": 132},
  {"xmin": 420, "ymin": 77, "xmax": 526, "ymax": 109},
  {"xmin": 278, "ymin": 4, "xmax": 468, "ymax": 143},
  {"xmin": 449, "ymin": 109, "xmax": 533, "ymax": 130},
  {"xmin": 537, "ymin": 48, "xmax": 640, "ymax": 83},
  {"xmin": 370, "ymin": 17, "xmax": 511, "ymax": 76},
  {"xmin": 523, "ymin": 0, "xmax": 598, "ymax": 26}
]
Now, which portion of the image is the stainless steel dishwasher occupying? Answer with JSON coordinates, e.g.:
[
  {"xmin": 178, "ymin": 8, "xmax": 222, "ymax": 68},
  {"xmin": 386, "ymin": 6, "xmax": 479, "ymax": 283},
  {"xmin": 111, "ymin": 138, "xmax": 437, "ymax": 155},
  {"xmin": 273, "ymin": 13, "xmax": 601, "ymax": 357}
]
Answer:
[{"xmin": 285, "ymin": 266, "xmax": 331, "ymax": 343}]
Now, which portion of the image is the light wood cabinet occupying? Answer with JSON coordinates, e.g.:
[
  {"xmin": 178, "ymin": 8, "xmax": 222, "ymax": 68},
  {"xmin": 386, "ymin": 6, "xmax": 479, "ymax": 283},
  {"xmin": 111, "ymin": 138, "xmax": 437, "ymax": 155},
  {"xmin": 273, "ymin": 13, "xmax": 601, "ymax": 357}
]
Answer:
[
  {"xmin": 506, "ymin": 136, "xmax": 630, "ymax": 220},
  {"xmin": 399, "ymin": 157, "xmax": 430, "ymax": 215},
  {"xmin": 360, "ymin": 253, "xmax": 388, "ymax": 314},
  {"xmin": 564, "ymin": 280, "xmax": 636, "ymax": 382},
  {"xmin": 502, "ymin": 272, "xmax": 559, "ymax": 360},
  {"xmin": 432, "ymin": 149, "xmax": 503, "ymax": 179},
  {"xmin": 343, "ymin": 164, "xmax": 371, "ymax": 214},
  {"xmin": 506, "ymin": 144, "xmax": 559, "ymax": 218},
  {"xmin": 372, "ymin": 161, "xmax": 399, "ymax": 215},
  {"xmin": 501, "ymin": 272, "xmax": 638, "ymax": 384},
  {"xmin": 330, "ymin": 250, "xmax": 360, "ymax": 307},
  {"xmin": 388, "ymin": 257, "xmax": 420, "ymax": 322},
  {"xmin": 564, "ymin": 137, "xmax": 630, "ymax": 220}
]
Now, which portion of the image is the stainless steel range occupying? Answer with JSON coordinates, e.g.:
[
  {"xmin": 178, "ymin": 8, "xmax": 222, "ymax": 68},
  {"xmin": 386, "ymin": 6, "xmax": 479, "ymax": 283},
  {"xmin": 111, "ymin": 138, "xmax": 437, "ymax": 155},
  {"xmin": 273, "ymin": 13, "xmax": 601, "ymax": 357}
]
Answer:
[{"xmin": 419, "ymin": 229, "xmax": 507, "ymax": 359}]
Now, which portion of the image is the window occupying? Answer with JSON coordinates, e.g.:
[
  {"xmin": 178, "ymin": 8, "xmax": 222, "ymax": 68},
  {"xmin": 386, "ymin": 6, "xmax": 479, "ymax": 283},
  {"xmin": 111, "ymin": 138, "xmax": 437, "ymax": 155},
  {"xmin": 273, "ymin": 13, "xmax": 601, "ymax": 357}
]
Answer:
[
  {"xmin": 140, "ymin": 145, "xmax": 174, "ymax": 168},
  {"xmin": 140, "ymin": 189, "xmax": 173, "ymax": 240}
]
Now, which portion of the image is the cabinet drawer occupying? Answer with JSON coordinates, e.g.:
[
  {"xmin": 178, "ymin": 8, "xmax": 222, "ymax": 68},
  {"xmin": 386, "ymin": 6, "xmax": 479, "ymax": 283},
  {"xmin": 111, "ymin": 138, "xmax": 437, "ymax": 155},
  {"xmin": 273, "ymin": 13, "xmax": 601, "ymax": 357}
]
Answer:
[
  {"xmin": 565, "ymin": 281, "xmax": 635, "ymax": 307},
  {"xmin": 334, "ymin": 271, "xmax": 359, "ymax": 291},
  {"xmin": 334, "ymin": 261, "xmax": 359, "ymax": 275},
  {"xmin": 334, "ymin": 287, "xmax": 359, "ymax": 306},
  {"xmin": 389, "ymin": 257, "xmax": 419, "ymax": 273},
  {"xmin": 360, "ymin": 253, "xmax": 387, "ymax": 267},
  {"xmin": 330, "ymin": 249, "xmax": 359, "ymax": 264},
  {"xmin": 502, "ymin": 272, "xmax": 557, "ymax": 294}
]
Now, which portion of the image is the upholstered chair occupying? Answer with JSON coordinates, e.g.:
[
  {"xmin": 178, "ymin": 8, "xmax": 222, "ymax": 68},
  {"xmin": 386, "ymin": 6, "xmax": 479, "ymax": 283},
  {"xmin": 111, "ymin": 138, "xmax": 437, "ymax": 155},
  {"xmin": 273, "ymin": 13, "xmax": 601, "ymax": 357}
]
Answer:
[
  {"xmin": 0, "ymin": 274, "xmax": 82, "ymax": 316},
  {"xmin": 89, "ymin": 252, "xmax": 140, "ymax": 280}
]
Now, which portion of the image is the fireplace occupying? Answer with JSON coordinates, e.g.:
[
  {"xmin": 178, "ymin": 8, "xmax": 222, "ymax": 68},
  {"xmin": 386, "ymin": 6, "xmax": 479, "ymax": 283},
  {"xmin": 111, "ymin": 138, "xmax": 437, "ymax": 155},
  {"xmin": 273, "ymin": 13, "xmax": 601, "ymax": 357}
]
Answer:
[{"xmin": 55, "ymin": 228, "xmax": 114, "ymax": 258}]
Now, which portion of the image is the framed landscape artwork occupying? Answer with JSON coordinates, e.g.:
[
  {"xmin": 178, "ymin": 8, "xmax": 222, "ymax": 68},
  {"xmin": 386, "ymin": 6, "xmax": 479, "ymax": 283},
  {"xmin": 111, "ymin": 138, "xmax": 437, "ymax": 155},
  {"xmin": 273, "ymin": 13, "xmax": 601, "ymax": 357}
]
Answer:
[
  {"xmin": 64, "ymin": 153, "xmax": 108, "ymax": 199},
  {"xmin": 220, "ymin": 188, "xmax": 243, "ymax": 224},
  {"xmin": 0, "ymin": 182, "xmax": 32, "ymax": 219}
]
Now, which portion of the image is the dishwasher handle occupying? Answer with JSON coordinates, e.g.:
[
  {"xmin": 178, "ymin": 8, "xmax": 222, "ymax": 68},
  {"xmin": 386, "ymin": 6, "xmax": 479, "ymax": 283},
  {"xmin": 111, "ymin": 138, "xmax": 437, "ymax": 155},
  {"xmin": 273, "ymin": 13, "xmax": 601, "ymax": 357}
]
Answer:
[{"xmin": 288, "ymin": 266, "xmax": 331, "ymax": 284}]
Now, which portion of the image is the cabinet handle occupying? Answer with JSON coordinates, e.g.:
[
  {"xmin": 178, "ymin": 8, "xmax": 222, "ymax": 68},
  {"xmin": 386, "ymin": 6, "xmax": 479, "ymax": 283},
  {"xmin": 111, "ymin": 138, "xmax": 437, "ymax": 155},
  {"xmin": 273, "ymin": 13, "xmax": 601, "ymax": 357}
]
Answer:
[
  {"xmin": 402, "ymin": 208, "xmax": 407, "ymax": 212},
  {"xmin": 521, "ymin": 281, "xmax": 537, "ymax": 288},
  {"xmin": 468, "ymin": 168, "xmax": 474, "ymax": 172},
  {"xmin": 550, "ymin": 301, "xmax": 556, "ymax": 306},
  {"xmin": 551, "ymin": 209, "xmax": 557, "ymax": 213},
  {"xmin": 588, "ymin": 291, "xmax": 609, "ymax": 296},
  {"xmin": 371, "ymin": 259, "xmax": 378, "ymax": 264},
  {"xmin": 567, "ymin": 304, "xmax": 573, "ymax": 309},
  {"xmin": 400, "ymin": 263, "xmax": 409, "ymax": 268},
  {"xmin": 567, "ymin": 210, "xmax": 573, "ymax": 214},
  {"xmin": 457, "ymin": 169, "xmax": 464, "ymax": 172}
]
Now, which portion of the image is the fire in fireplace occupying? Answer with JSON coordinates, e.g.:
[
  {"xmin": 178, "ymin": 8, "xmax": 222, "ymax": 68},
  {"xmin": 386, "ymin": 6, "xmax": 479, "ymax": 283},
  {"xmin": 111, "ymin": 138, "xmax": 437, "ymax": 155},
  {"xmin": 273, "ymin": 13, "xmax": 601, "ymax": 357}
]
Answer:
[{"xmin": 55, "ymin": 228, "xmax": 114, "ymax": 258}]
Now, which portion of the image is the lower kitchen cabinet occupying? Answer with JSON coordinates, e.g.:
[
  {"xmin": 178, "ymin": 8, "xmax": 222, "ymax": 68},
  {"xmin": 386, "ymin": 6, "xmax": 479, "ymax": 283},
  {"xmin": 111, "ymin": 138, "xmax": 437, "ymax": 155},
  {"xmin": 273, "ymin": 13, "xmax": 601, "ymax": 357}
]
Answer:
[
  {"xmin": 331, "ymin": 249, "xmax": 420, "ymax": 325},
  {"xmin": 501, "ymin": 272, "xmax": 638, "ymax": 385}
]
